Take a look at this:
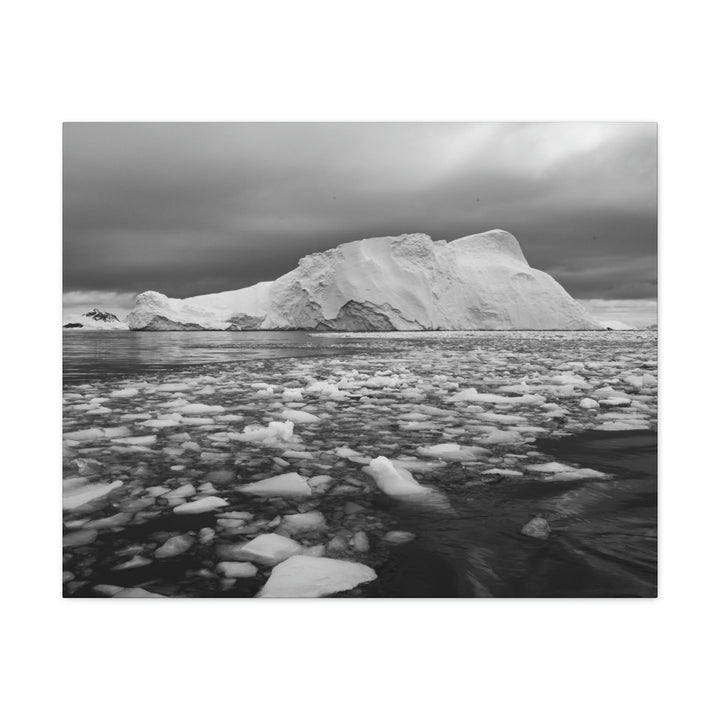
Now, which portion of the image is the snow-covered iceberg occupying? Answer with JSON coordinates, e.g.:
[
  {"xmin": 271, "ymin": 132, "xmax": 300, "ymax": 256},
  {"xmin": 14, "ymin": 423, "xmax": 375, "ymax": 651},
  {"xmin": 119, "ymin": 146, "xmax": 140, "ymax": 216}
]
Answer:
[{"xmin": 127, "ymin": 230, "xmax": 602, "ymax": 331}]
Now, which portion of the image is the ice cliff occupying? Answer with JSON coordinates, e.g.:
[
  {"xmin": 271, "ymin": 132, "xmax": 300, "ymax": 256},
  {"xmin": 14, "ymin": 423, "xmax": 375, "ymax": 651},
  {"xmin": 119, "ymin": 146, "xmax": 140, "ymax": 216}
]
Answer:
[{"xmin": 127, "ymin": 230, "xmax": 602, "ymax": 331}]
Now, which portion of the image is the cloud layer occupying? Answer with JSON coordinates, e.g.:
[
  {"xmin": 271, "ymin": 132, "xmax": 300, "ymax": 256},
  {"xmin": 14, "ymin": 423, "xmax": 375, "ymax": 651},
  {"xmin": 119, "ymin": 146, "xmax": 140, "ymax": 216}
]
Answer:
[{"xmin": 64, "ymin": 122, "xmax": 657, "ymax": 302}]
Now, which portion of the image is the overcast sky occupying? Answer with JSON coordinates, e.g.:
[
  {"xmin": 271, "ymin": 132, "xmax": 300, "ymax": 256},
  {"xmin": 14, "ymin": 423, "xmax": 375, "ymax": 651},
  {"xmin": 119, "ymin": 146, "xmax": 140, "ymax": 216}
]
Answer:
[{"xmin": 63, "ymin": 122, "xmax": 657, "ymax": 321}]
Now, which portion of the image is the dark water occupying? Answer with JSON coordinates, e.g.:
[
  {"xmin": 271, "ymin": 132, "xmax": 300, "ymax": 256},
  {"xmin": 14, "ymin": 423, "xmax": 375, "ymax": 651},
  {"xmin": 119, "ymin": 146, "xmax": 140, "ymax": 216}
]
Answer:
[
  {"xmin": 63, "ymin": 330, "xmax": 364, "ymax": 384},
  {"xmin": 369, "ymin": 430, "xmax": 657, "ymax": 598}
]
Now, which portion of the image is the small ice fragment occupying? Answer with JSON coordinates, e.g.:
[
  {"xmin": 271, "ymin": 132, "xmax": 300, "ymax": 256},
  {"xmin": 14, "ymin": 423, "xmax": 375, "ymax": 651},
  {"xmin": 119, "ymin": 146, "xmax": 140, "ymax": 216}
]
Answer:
[
  {"xmin": 110, "ymin": 387, "xmax": 139, "ymax": 398},
  {"xmin": 63, "ymin": 529, "xmax": 98, "ymax": 547},
  {"xmin": 216, "ymin": 561, "xmax": 257, "ymax": 578},
  {"xmin": 178, "ymin": 403, "xmax": 225, "ymax": 414},
  {"xmin": 382, "ymin": 530, "xmax": 416, "ymax": 545},
  {"xmin": 173, "ymin": 496, "xmax": 229, "ymax": 514},
  {"xmin": 280, "ymin": 409, "xmax": 320, "ymax": 424},
  {"xmin": 366, "ymin": 457, "xmax": 432, "ymax": 497},
  {"xmin": 111, "ymin": 587, "xmax": 166, "ymax": 598},
  {"xmin": 238, "ymin": 472, "xmax": 312, "ymax": 498},
  {"xmin": 154, "ymin": 533, "xmax": 194, "ymax": 558},
  {"xmin": 526, "ymin": 462, "xmax": 576, "ymax": 473},
  {"xmin": 112, "ymin": 555, "xmax": 152, "ymax": 570},
  {"xmin": 228, "ymin": 533, "xmax": 303, "ymax": 566},
  {"xmin": 282, "ymin": 388, "xmax": 304, "ymax": 402},
  {"xmin": 113, "ymin": 435, "xmax": 157, "ymax": 446},
  {"xmin": 279, "ymin": 511, "xmax": 327, "ymax": 535},
  {"xmin": 520, "ymin": 517, "xmax": 551, "ymax": 539},
  {"xmin": 63, "ymin": 480, "xmax": 123, "ymax": 510},
  {"xmin": 352, "ymin": 531, "xmax": 370, "ymax": 552}
]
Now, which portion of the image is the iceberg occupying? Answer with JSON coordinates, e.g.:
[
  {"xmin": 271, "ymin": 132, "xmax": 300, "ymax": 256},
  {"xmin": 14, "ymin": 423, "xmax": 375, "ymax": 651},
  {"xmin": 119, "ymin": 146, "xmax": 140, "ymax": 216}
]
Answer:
[{"xmin": 127, "ymin": 230, "xmax": 602, "ymax": 331}]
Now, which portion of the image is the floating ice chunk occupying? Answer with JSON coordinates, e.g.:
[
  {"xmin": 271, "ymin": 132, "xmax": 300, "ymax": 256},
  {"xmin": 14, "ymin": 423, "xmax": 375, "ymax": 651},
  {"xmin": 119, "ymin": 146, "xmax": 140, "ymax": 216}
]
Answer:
[
  {"xmin": 282, "ymin": 449, "xmax": 314, "ymax": 459},
  {"xmin": 280, "ymin": 409, "xmax": 320, "ymax": 424},
  {"xmin": 63, "ymin": 480, "xmax": 123, "ymax": 510},
  {"xmin": 111, "ymin": 444, "xmax": 156, "ymax": 454},
  {"xmin": 165, "ymin": 483, "xmax": 196, "ymax": 499},
  {"xmin": 112, "ymin": 587, "xmax": 166, "ymax": 598},
  {"xmin": 520, "ymin": 517, "xmax": 550, "ymax": 539},
  {"xmin": 597, "ymin": 421, "xmax": 650, "ymax": 431},
  {"xmin": 400, "ymin": 421, "xmax": 439, "ymax": 430},
  {"xmin": 450, "ymin": 389, "xmax": 545, "ymax": 405},
  {"xmin": 154, "ymin": 533, "xmax": 194, "ymax": 558},
  {"xmin": 600, "ymin": 397, "xmax": 633, "ymax": 407},
  {"xmin": 145, "ymin": 486, "xmax": 169, "ymax": 497},
  {"xmin": 257, "ymin": 556, "xmax": 377, "ymax": 597},
  {"xmin": 74, "ymin": 457, "xmax": 102, "ymax": 476},
  {"xmin": 177, "ymin": 403, "xmax": 225, "ymax": 415},
  {"xmin": 417, "ymin": 443, "xmax": 489, "ymax": 462},
  {"xmin": 335, "ymin": 447, "xmax": 360, "ymax": 458},
  {"xmin": 84, "ymin": 512, "xmax": 132, "ymax": 529},
  {"xmin": 110, "ymin": 387, "xmax": 139, "ymax": 398},
  {"xmin": 156, "ymin": 383, "xmax": 192, "ymax": 392},
  {"xmin": 479, "ymin": 429, "xmax": 524, "ymax": 445},
  {"xmin": 391, "ymin": 457, "xmax": 447, "ymax": 472},
  {"xmin": 305, "ymin": 380, "xmax": 348, "ymax": 398},
  {"xmin": 366, "ymin": 457, "xmax": 432, "ymax": 496},
  {"xmin": 86, "ymin": 406, "xmax": 112, "ymax": 415},
  {"xmin": 473, "ymin": 412, "xmax": 528, "ymax": 424},
  {"xmin": 282, "ymin": 388, "xmax": 304, "ymax": 402},
  {"xmin": 382, "ymin": 530, "xmax": 416, "ymax": 545},
  {"xmin": 173, "ymin": 496, "xmax": 229, "ymax": 514},
  {"xmin": 178, "ymin": 416, "xmax": 215, "ymax": 426},
  {"xmin": 216, "ymin": 561, "xmax": 257, "ymax": 578},
  {"xmin": 238, "ymin": 472, "xmax": 312, "ymax": 498},
  {"xmin": 549, "ymin": 373, "xmax": 589, "ymax": 388},
  {"xmin": 397, "ymin": 412, "xmax": 429, "ymax": 421},
  {"xmin": 481, "ymin": 469, "xmax": 523, "ymax": 477},
  {"xmin": 308, "ymin": 475, "xmax": 333, "ymax": 492},
  {"xmin": 526, "ymin": 462, "xmax": 576, "ymax": 473},
  {"xmin": 352, "ymin": 531, "xmax": 370, "ymax": 552},
  {"xmin": 112, "ymin": 555, "xmax": 152, "ymax": 570},
  {"xmin": 551, "ymin": 468, "xmax": 607, "ymax": 481},
  {"xmin": 231, "ymin": 533, "xmax": 303, "ymax": 566},
  {"xmin": 279, "ymin": 511, "xmax": 327, "ymax": 535},
  {"xmin": 579, "ymin": 398, "xmax": 600, "ymax": 409},
  {"xmin": 449, "ymin": 388, "xmax": 482, "ymax": 402},
  {"xmin": 230, "ymin": 420, "xmax": 297, "ymax": 445},
  {"xmin": 113, "ymin": 434, "xmax": 157, "ymax": 446},
  {"xmin": 593, "ymin": 386, "xmax": 628, "ymax": 398},
  {"xmin": 63, "ymin": 529, "xmax": 98, "ymax": 547}
]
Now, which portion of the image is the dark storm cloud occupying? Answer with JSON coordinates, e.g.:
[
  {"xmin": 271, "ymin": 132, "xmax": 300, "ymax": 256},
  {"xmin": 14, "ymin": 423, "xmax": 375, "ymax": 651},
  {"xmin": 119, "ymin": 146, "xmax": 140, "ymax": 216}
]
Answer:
[{"xmin": 63, "ymin": 122, "xmax": 657, "ymax": 301}]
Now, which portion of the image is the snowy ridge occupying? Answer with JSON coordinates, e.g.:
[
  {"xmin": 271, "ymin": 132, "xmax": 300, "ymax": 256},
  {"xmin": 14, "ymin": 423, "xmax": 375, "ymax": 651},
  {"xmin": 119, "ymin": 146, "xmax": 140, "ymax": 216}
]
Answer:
[{"xmin": 127, "ymin": 230, "xmax": 602, "ymax": 331}]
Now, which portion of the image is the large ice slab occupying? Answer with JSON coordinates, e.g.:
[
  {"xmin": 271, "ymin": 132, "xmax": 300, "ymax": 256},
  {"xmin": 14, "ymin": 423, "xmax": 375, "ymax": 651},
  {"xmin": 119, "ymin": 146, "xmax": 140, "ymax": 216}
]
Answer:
[{"xmin": 257, "ymin": 556, "xmax": 377, "ymax": 597}]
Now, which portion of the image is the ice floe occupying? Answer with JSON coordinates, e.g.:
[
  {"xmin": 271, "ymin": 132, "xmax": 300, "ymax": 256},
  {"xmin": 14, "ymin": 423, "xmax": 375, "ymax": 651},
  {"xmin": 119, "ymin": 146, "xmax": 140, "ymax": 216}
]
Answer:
[
  {"xmin": 257, "ymin": 556, "xmax": 377, "ymax": 597},
  {"xmin": 238, "ymin": 472, "xmax": 312, "ymax": 498}
]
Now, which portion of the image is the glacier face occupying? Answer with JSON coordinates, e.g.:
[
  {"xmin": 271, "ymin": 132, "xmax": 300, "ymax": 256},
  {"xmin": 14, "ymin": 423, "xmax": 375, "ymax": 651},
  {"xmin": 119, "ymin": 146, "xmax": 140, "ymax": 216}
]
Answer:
[{"xmin": 127, "ymin": 230, "xmax": 602, "ymax": 331}]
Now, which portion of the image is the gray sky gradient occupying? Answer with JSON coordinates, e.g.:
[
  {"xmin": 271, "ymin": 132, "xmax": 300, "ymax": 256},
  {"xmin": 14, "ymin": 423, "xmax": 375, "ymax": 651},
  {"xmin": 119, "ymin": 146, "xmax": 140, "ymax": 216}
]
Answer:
[{"xmin": 64, "ymin": 122, "xmax": 657, "ymax": 305}]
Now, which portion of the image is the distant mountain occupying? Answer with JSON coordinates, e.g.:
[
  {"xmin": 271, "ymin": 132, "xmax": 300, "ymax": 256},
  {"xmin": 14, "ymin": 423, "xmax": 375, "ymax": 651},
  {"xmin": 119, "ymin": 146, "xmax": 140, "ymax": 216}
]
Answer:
[
  {"xmin": 595, "ymin": 319, "xmax": 636, "ymax": 330},
  {"xmin": 63, "ymin": 308, "xmax": 129, "ymax": 330},
  {"xmin": 127, "ymin": 230, "xmax": 602, "ymax": 331}
]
